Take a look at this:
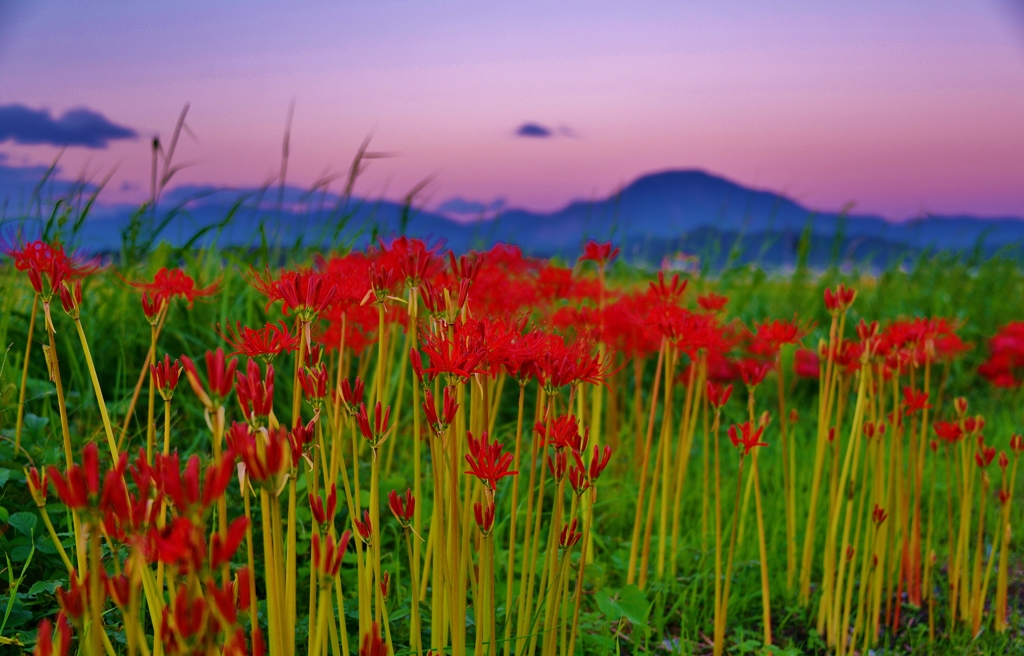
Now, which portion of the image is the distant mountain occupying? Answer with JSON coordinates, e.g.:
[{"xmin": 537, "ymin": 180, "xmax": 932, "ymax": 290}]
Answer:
[{"xmin": 6, "ymin": 167, "xmax": 1024, "ymax": 268}]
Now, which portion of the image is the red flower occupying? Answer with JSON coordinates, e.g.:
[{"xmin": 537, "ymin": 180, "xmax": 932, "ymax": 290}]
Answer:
[
  {"xmin": 226, "ymin": 422, "xmax": 291, "ymax": 490},
  {"xmin": 210, "ymin": 516, "xmax": 249, "ymax": 569},
  {"xmin": 298, "ymin": 364, "xmax": 328, "ymax": 405},
  {"xmin": 727, "ymin": 421, "xmax": 768, "ymax": 456},
  {"xmin": 872, "ymin": 504, "xmax": 888, "ymax": 525},
  {"xmin": 750, "ymin": 319, "xmax": 808, "ymax": 356},
  {"xmin": 388, "ymin": 488, "xmax": 415, "ymax": 528},
  {"xmin": 360, "ymin": 623, "xmax": 387, "ymax": 656},
  {"xmin": 181, "ymin": 348, "xmax": 238, "ymax": 411},
  {"xmin": 419, "ymin": 325, "xmax": 487, "ymax": 384},
  {"xmin": 33, "ymin": 612, "xmax": 72, "ymax": 656},
  {"xmin": 48, "ymin": 443, "xmax": 103, "ymax": 510},
  {"xmin": 355, "ymin": 402, "xmax": 392, "ymax": 449},
  {"xmin": 933, "ymin": 421, "xmax": 963, "ymax": 445},
  {"xmin": 650, "ymin": 271, "xmax": 688, "ymax": 304},
  {"xmin": 310, "ymin": 485, "xmax": 338, "ymax": 525},
  {"xmin": 2, "ymin": 238, "xmax": 99, "ymax": 299},
  {"xmin": 218, "ymin": 320, "xmax": 299, "ymax": 363},
  {"xmin": 559, "ymin": 518, "xmax": 582, "ymax": 550},
  {"xmin": 249, "ymin": 268, "xmax": 337, "ymax": 320},
  {"xmin": 354, "ymin": 510, "xmax": 373, "ymax": 543},
  {"xmin": 976, "ymin": 446, "xmax": 996, "ymax": 469},
  {"xmin": 339, "ymin": 376, "xmax": 365, "ymax": 413},
  {"xmin": 155, "ymin": 451, "xmax": 234, "ymax": 513},
  {"xmin": 902, "ymin": 386, "xmax": 931, "ymax": 415},
  {"xmin": 128, "ymin": 267, "xmax": 217, "ymax": 307},
  {"xmin": 824, "ymin": 283, "xmax": 856, "ymax": 313},
  {"xmin": 535, "ymin": 413, "xmax": 587, "ymax": 452},
  {"xmin": 312, "ymin": 530, "xmax": 351, "ymax": 577},
  {"xmin": 465, "ymin": 430, "xmax": 517, "ymax": 490},
  {"xmin": 235, "ymin": 360, "xmax": 275, "ymax": 421},
  {"xmin": 696, "ymin": 292, "xmax": 729, "ymax": 313},
  {"xmin": 706, "ymin": 381, "xmax": 733, "ymax": 409},
  {"xmin": 473, "ymin": 500, "xmax": 495, "ymax": 535},
  {"xmin": 26, "ymin": 467, "xmax": 47, "ymax": 507},
  {"xmin": 55, "ymin": 572, "xmax": 88, "ymax": 622},
  {"xmin": 151, "ymin": 354, "xmax": 182, "ymax": 401},
  {"xmin": 578, "ymin": 240, "xmax": 620, "ymax": 267},
  {"xmin": 793, "ymin": 348, "xmax": 820, "ymax": 379},
  {"xmin": 738, "ymin": 359, "xmax": 771, "ymax": 388},
  {"xmin": 422, "ymin": 387, "xmax": 459, "ymax": 435}
]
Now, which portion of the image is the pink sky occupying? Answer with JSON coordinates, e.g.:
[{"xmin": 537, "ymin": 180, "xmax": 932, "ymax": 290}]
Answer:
[{"xmin": 2, "ymin": 1, "xmax": 1024, "ymax": 219}]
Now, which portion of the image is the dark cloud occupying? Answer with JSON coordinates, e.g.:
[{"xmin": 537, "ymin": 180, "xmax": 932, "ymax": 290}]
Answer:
[
  {"xmin": 0, "ymin": 104, "xmax": 138, "ymax": 148},
  {"xmin": 515, "ymin": 122, "xmax": 553, "ymax": 138}
]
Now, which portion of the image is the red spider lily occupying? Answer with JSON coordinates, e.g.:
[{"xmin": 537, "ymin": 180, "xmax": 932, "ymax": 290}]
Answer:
[
  {"xmin": 153, "ymin": 517, "xmax": 208, "ymax": 573},
  {"xmin": 750, "ymin": 318, "xmax": 809, "ymax": 356},
  {"xmin": 298, "ymin": 364, "xmax": 328, "ymax": 405},
  {"xmin": 535, "ymin": 334, "xmax": 612, "ymax": 390},
  {"xmin": 26, "ymin": 467, "xmax": 47, "ymax": 507},
  {"xmin": 388, "ymin": 488, "xmax": 415, "ymax": 528},
  {"xmin": 208, "ymin": 579, "xmax": 241, "ymax": 627},
  {"xmin": 380, "ymin": 571, "xmax": 391, "ymax": 600},
  {"xmin": 793, "ymin": 348, "xmax": 820, "ymax": 379},
  {"xmin": 355, "ymin": 401, "xmax": 392, "ymax": 450},
  {"xmin": 473, "ymin": 500, "xmax": 495, "ymax": 535},
  {"xmin": 48, "ymin": 442, "xmax": 110, "ymax": 510},
  {"xmin": 249, "ymin": 268, "xmax": 337, "ymax": 320},
  {"xmin": 141, "ymin": 292, "xmax": 164, "ymax": 323},
  {"xmin": 568, "ymin": 462, "xmax": 590, "ymax": 495},
  {"xmin": 58, "ymin": 279, "xmax": 82, "ymax": 318},
  {"xmin": 218, "ymin": 320, "xmax": 298, "ymax": 362},
  {"xmin": 999, "ymin": 451, "xmax": 1009, "ymax": 473},
  {"xmin": 181, "ymin": 349, "xmax": 238, "ymax": 411},
  {"xmin": 707, "ymin": 381, "xmax": 733, "ymax": 409},
  {"xmin": 364, "ymin": 263, "xmax": 400, "ymax": 304},
  {"xmin": 2, "ymin": 238, "xmax": 100, "ymax": 299},
  {"xmin": 587, "ymin": 444, "xmax": 613, "ymax": 481},
  {"xmin": 547, "ymin": 450, "xmax": 568, "ymax": 480},
  {"xmin": 211, "ymin": 516, "xmax": 250, "ymax": 570},
  {"xmin": 738, "ymin": 359, "xmax": 772, "ymax": 388},
  {"xmin": 697, "ymin": 292, "xmax": 729, "ymax": 313},
  {"xmin": 559, "ymin": 518, "xmax": 583, "ymax": 550},
  {"xmin": 535, "ymin": 413, "xmax": 587, "ymax": 452},
  {"xmin": 999, "ymin": 489, "xmax": 1011, "ymax": 506},
  {"xmin": 964, "ymin": 415, "xmax": 984, "ymax": 435},
  {"xmin": 339, "ymin": 376, "xmax": 365, "ymax": 413},
  {"xmin": 106, "ymin": 572, "xmax": 132, "ymax": 608},
  {"xmin": 310, "ymin": 485, "xmax": 338, "ymax": 525},
  {"xmin": 312, "ymin": 530, "xmax": 352, "ymax": 576},
  {"xmin": 55, "ymin": 572, "xmax": 89, "ymax": 622},
  {"xmin": 354, "ymin": 510, "xmax": 373, "ymax": 543},
  {"xmin": 155, "ymin": 451, "xmax": 234, "ymax": 513},
  {"xmin": 976, "ymin": 446, "xmax": 996, "ymax": 469},
  {"xmin": 422, "ymin": 387, "xmax": 459, "ymax": 435},
  {"xmin": 824, "ymin": 283, "xmax": 856, "ymax": 313},
  {"xmin": 360, "ymin": 623, "xmax": 387, "ymax": 656},
  {"xmin": 465, "ymin": 431, "xmax": 517, "ymax": 490},
  {"xmin": 728, "ymin": 421, "xmax": 768, "ymax": 456},
  {"xmin": 235, "ymin": 360, "xmax": 275, "ymax": 421},
  {"xmin": 163, "ymin": 584, "xmax": 209, "ymax": 644},
  {"xmin": 872, "ymin": 504, "xmax": 888, "ymax": 525},
  {"xmin": 449, "ymin": 250, "xmax": 483, "ymax": 283},
  {"xmin": 226, "ymin": 422, "xmax": 291, "ymax": 490},
  {"xmin": 902, "ymin": 386, "xmax": 932, "ymax": 415},
  {"xmin": 933, "ymin": 421, "xmax": 963, "ymax": 444},
  {"xmin": 1011, "ymin": 434, "xmax": 1024, "ymax": 455},
  {"xmin": 287, "ymin": 418, "xmax": 318, "ymax": 466},
  {"xmin": 33, "ymin": 612, "xmax": 72, "ymax": 656},
  {"xmin": 578, "ymin": 240, "xmax": 620, "ymax": 267},
  {"xmin": 650, "ymin": 271, "xmax": 688, "ymax": 304},
  {"xmin": 954, "ymin": 396, "xmax": 969, "ymax": 416},
  {"xmin": 127, "ymin": 267, "xmax": 218, "ymax": 308},
  {"xmin": 151, "ymin": 354, "xmax": 182, "ymax": 401},
  {"xmin": 419, "ymin": 325, "xmax": 487, "ymax": 384}
]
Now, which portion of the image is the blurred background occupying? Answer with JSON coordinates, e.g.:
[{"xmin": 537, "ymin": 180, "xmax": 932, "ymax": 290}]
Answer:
[{"xmin": 2, "ymin": 0, "xmax": 1024, "ymax": 266}]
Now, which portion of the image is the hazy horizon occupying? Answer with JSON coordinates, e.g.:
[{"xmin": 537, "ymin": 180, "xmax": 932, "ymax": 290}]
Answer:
[{"xmin": 3, "ymin": 1, "xmax": 1024, "ymax": 221}]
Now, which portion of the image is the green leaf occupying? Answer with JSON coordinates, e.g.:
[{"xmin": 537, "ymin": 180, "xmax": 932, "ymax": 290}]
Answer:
[
  {"xmin": 6, "ymin": 512, "xmax": 36, "ymax": 538},
  {"xmin": 0, "ymin": 507, "xmax": 8, "ymax": 523},
  {"xmin": 0, "ymin": 469, "xmax": 10, "ymax": 488},
  {"xmin": 26, "ymin": 580, "xmax": 59, "ymax": 597},
  {"xmin": 594, "ymin": 590, "xmax": 622, "ymax": 621},
  {"xmin": 616, "ymin": 585, "xmax": 650, "ymax": 625}
]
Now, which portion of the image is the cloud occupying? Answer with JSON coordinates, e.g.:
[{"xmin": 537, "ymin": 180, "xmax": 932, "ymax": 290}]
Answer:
[
  {"xmin": 437, "ymin": 197, "xmax": 505, "ymax": 215},
  {"xmin": 0, "ymin": 104, "xmax": 138, "ymax": 148},
  {"xmin": 515, "ymin": 122, "xmax": 553, "ymax": 138}
]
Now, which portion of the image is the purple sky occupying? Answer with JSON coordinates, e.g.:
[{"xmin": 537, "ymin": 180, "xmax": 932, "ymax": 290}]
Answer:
[{"xmin": 3, "ymin": 0, "xmax": 1024, "ymax": 219}]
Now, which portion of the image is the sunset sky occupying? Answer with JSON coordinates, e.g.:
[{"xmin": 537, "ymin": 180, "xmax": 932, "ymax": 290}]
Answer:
[{"xmin": 2, "ymin": 0, "xmax": 1024, "ymax": 219}]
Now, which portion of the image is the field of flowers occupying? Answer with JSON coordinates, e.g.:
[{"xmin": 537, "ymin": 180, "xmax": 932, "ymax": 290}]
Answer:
[{"xmin": 0, "ymin": 235, "xmax": 1023, "ymax": 655}]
